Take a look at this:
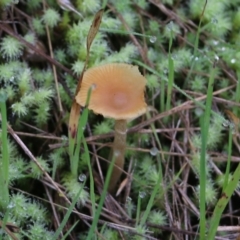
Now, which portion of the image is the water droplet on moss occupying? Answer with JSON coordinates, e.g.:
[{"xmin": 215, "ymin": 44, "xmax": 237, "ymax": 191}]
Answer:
[
  {"xmin": 222, "ymin": 120, "xmax": 230, "ymax": 128},
  {"xmin": 139, "ymin": 191, "xmax": 146, "ymax": 198},
  {"xmin": 149, "ymin": 36, "xmax": 157, "ymax": 43},
  {"xmin": 114, "ymin": 150, "xmax": 120, "ymax": 157},
  {"xmin": 7, "ymin": 202, "xmax": 15, "ymax": 209},
  {"xmin": 163, "ymin": 68, "xmax": 168, "ymax": 75},
  {"xmin": 211, "ymin": 18, "xmax": 218, "ymax": 24},
  {"xmin": 79, "ymin": 174, "xmax": 86, "ymax": 182},
  {"xmin": 166, "ymin": 21, "xmax": 174, "ymax": 31},
  {"xmin": 150, "ymin": 147, "xmax": 158, "ymax": 156}
]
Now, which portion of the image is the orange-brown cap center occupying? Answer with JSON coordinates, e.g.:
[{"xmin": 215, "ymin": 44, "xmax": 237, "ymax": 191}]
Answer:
[{"xmin": 113, "ymin": 92, "xmax": 128, "ymax": 108}]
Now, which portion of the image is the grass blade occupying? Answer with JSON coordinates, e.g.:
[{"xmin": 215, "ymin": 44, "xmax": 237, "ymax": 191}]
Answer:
[
  {"xmin": 166, "ymin": 26, "xmax": 174, "ymax": 112},
  {"xmin": 71, "ymin": 87, "xmax": 92, "ymax": 177},
  {"xmin": 83, "ymin": 137, "xmax": 96, "ymax": 216},
  {"xmin": 199, "ymin": 64, "xmax": 217, "ymax": 239},
  {"xmin": 139, "ymin": 160, "xmax": 162, "ymax": 227},
  {"xmin": 61, "ymin": 221, "xmax": 79, "ymax": 240},
  {"xmin": 86, "ymin": 156, "xmax": 116, "ymax": 240},
  {"xmin": 222, "ymin": 128, "xmax": 233, "ymax": 191},
  {"xmin": 52, "ymin": 181, "xmax": 86, "ymax": 240},
  {"xmin": 0, "ymin": 93, "xmax": 10, "ymax": 208},
  {"xmin": 234, "ymin": 71, "xmax": 240, "ymax": 116},
  {"xmin": 166, "ymin": 55, "xmax": 174, "ymax": 112},
  {"xmin": 207, "ymin": 161, "xmax": 240, "ymax": 239}
]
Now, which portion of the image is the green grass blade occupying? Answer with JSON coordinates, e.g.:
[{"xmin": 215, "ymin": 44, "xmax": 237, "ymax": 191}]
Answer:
[
  {"xmin": 160, "ymin": 80, "xmax": 165, "ymax": 113},
  {"xmin": 199, "ymin": 118, "xmax": 207, "ymax": 240},
  {"xmin": 193, "ymin": 1, "xmax": 207, "ymax": 56},
  {"xmin": 136, "ymin": 193, "xmax": 142, "ymax": 226},
  {"xmin": 0, "ymin": 93, "xmax": 10, "ymax": 208},
  {"xmin": 185, "ymin": 0, "xmax": 207, "ymax": 86},
  {"xmin": 207, "ymin": 161, "xmax": 240, "ymax": 239},
  {"xmin": 71, "ymin": 87, "xmax": 92, "ymax": 177},
  {"xmin": 101, "ymin": 0, "xmax": 108, "ymax": 9},
  {"xmin": 69, "ymin": 134, "xmax": 75, "ymax": 174},
  {"xmin": 86, "ymin": 156, "xmax": 116, "ymax": 240},
  {"xmin": 139, "ymin": 111, "xmax": 163, "ymax": 226},
  {"xmin": 165, "ymin": 27, "xmax": 174, "ymax": 112},
  {"xmin": 83, "ymin": 138, "xmax": 96, "ymax": 216},
  {"xmin": 100, "ymin": 223, "xmax": 107, "ymax": 235},
  {"xmin": 52, "ymin": 181, "xmax": 85, "ymax": 240},
  {"xmin": 222, "ymin": 128, "xmax": 233, "ymax": 191},
  {"xmin": 139, "ymin": 158, "xmax": 162, "ymax": 227},
  {"xmin": 234, "ymin": 71, "xmax": 240, "ymax": 116},
  {"xmin": 100, "ymin": 28, "xmax": 157, "ymax": 39},
  {"xmin": 199, "ymin": 65, "xmax": 217, "ymax": 240},
  {"xmin": 166, "ymin": 55, "xmax": 174, "ymax": 112},
  {"xmin": 61, "ymin": 221, "xmax": 79, "ymax": 240},
  {"xmin": 71, "ymin": 107, "xmax": 89, "ymax": 176}
]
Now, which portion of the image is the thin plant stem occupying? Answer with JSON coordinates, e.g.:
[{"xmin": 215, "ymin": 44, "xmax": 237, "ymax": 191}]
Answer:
[
  {"xmin": 100, "ymin": 28, "xmax": 158, "ymax": 39},
  {"xmin": 61, "ymin": 221, "xmax": 79, "ymax": 240},
  {"xmin": 108, "ymin": 119, "xmax": 127, "ymax": 193},
  {"xmin": 166, "ymin": 56, "xmax": 174, "ymax": 112},
  {"xmin": 184, "ymin": 0, "xmax": 207, "ymax": 86},
  {"xmin": 42, "ymin": 0, "xmax": 63, "ymax": 113},
  {"xmin": 160, "ymin": 76, "xmax": 165, "ymax": 113},
  {"xmin": 166, "ymin": 26, "xmax": 174, "ymax": 112}
]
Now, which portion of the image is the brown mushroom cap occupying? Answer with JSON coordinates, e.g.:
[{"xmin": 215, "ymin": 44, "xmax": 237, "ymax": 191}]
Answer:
[{"xmin": 75, "ymin": 63, "xmax": 147, "ymax": 120}]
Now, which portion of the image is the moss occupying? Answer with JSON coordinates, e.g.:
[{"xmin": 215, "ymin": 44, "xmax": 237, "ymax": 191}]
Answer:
[{"xmin": 1, "ymin": 0, "xmax": 240, "ymax": 238}]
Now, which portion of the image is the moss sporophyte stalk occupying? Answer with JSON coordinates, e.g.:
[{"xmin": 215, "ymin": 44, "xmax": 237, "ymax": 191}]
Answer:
[{"xmin": 76, "ymin": 63, "xmax": 147, "ymax": 193}]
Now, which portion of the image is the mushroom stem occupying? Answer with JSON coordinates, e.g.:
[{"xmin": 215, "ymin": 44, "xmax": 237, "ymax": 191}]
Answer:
[{"xmin": 108, "ymin": 119, "xmax": 127, "ymax": 193}]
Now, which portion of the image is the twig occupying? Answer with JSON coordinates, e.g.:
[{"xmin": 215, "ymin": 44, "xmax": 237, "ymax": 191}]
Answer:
[{"xmin": 42, "ymin": 0, "xmax": 63, "ymax": 113}]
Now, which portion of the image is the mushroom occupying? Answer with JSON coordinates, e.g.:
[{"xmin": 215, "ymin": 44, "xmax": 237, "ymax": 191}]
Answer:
[{"xmin": 75, "ymin": 63, "xmax": 147, "ymax": 193}]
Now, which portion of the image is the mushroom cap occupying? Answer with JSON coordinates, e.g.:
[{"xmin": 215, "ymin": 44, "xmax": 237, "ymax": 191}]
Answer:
[{"xmin": 75, "ymin": 63, "xmax": 147, "ymax": 120}]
